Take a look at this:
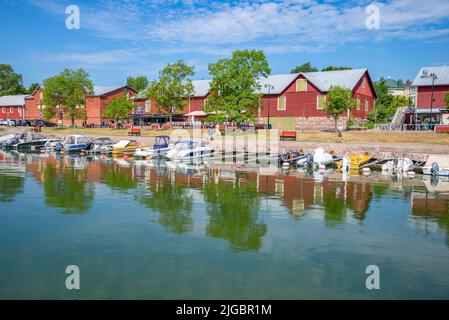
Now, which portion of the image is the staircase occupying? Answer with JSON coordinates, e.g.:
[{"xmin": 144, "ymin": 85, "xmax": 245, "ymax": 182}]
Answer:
[{"xmin": 390, "ymin": 106, "xmax": 407, "ymax": 130}]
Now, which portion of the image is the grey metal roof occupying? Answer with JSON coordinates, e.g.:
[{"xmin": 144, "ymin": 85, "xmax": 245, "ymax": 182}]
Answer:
[
  {"xmin": 192, "ymin": 79, "xmax": 211, "ymax": 97},
  {"xmin": 0, "ymin": 95, "xmax": 27, "ymax": 107},
  {"xmin": 412, "ymin": 66, "xmax": 449, "ymax": 86},
  {"xmin": 302, "ymin": 68, "xmax": 367, "ymax": 92},
  {"xmin": 93, "ymin": 85, "xmax": 125, "ymax": 96},
  {"xmin": 257, "ymin": 74, "xmax": 299, "ymax": 94}
]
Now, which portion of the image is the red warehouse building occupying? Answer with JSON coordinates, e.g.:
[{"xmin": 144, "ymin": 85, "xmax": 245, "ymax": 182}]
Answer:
[
  {"xmin": 130, "ymin": 79, "xmax": 211, "ymax": 125},
  {"xmin": 25, "ymin": 85, "xmax": 136, "ymax": 126},
  {"xmin": 257, "ymin": 68, "xmax": 376, "ymax": 130},
  {"xmin": 0, "ymin": 95, "xmax": 27, "ymax": 122}
]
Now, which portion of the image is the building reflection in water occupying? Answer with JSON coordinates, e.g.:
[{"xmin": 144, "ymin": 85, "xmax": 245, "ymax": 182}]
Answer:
[{"xmin": 1, "ymin": 151, "xmax": 449, "ymax": 250}]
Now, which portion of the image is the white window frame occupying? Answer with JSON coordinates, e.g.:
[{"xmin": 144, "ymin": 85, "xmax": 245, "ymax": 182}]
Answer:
[
  {"xmin": 10, "ymin": 107, "xmax": 13, "ymax": 113},
  {"xmin": 316, "ymin": 95, "xmax": 326, "ymax": 110},
  {"xmin": 365, "ymin": 99, "xmax": 369, "ymax": 111},
  {"xmin": 296, "ymin": 79, "xmax": 307, "ymax": 92},
  {"xmin": 357, "ymin": 96, "xmax": 361, "ymax": 110},
  {"xmin": 362, "ymin": 77, "xmax": 366, "ymax": 89},
  {"xmin": 1, "ymin": 107, "xmax": 5, "ymax": 113},
  {"xmin": 277, "ymin": 96, "xmax": 286, "ymax": 110}
]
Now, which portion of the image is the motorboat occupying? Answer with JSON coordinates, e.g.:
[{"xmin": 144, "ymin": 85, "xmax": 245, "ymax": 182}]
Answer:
[
  {"xmin": 165, "ymin": 140, "xmax": 212, "ymax": 161},
  {"xmin": 41, "ymin": 138, "xmax": 64, "ymax": 153},
  {"xmin": 2, "ymin": 132, "xmax": 48, "ymax": 150},
  {"xmin": 337, "ymin": 153, "xmax": 371, "ymax": 171},
  {"xmin": 111, "ymin": 140, "xmax": 139, "ymax": 156},
  {"xmin": 0, "ymin": 134, "xmax": 18, "ymax": 148},
  {"xmin": 89, "ymin": 137, "xmax": 115, "ymax": 154},
  {"xmin": 422, "ymin": 155, "xmax": 449, "ymax": 176},
  {"xmin": 61, "ymin": 135, "xmax": 93, "ymax": 153},
  {"xmin": 381, "ymin": 158, "xmax": 414, "ymax": 172},
  {"xmin": 135, "ymin": 135, "xmax": 172, "ymax": 158},
  {"xmin": 297, "ymin": 148, "xmax": 335, "ymax": 167}
]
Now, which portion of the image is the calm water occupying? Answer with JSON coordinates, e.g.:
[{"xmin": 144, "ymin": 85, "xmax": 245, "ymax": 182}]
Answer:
[{"xmin": 1, "ymin": 150, "xmax": 449, "ymax": 300}]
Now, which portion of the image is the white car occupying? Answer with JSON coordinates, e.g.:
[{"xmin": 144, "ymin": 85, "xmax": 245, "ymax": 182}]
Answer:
[{"xmin": 0, "ymin": 120, "xmax": 15, "ymax": 126}]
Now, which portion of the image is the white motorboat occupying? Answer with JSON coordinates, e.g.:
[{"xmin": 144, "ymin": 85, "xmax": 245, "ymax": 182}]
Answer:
[
  {"xmin": 297, "ymin": 148, "xmax": 334, "ymax": 167},
  {"xmin": 165, "ymin": 140, "xmax": 212, "ymax": 161},
  {"xmin": 89, "ymin": 137, "xmax": 115, "ymax": 154},
  {"xmin": 381, "ymin": 158, "xmax": 414, "ymax": 172},
  {"xmin": 135, "ymin": 135, "xmax": 172, "ymax": 158}
]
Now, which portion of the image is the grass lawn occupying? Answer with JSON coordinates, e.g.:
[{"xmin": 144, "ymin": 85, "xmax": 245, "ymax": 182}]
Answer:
[{"xmin": 39, "ymin": 127, "xmax": 449, "ymax": 146}]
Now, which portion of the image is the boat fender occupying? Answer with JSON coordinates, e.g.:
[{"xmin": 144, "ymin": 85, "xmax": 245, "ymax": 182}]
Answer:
[
  {"xmin": 362, "ymin": 167, "xmax": 371, "ymax": 173},
  {"xmin": 124, "ymin": 155, "xmax": 129, "ymax": 159},
  {"xmin": 407, "ymin": 171, "xmax": 416, "ymax": 178}
]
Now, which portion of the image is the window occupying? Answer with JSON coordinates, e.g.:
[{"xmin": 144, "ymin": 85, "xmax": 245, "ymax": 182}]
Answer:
[
  {"xmin": 356, "ymin": 96, "xmax": 361, "ymax": 110},
  {"xmin": 365, "ymin": 99, "xmax": 369, "ymax": 111},
  {"xmin": 10, "ymin": 107, "xmax": 13, "ymax": 113},
  {"xmin": 362, "ymin": 77, "xmax": 366, "ymax": 89},
  {"xmin": 296, "ymin": 79, "xmax": 307, "ymax": 92},
  {"xmin": 1, "ymin": 107, "xmax": 5, "ymax": 113},
  {"xmin": 18, "ymin": 107, "xmax": 22, "ymax": 114},
  {"xmin": 317, "ymin": 95, "xmax": 326, "ymax": 109},
  {"xmin": 39, "ymin": 92, "xmax": 43, "ymax": 99},
  {"xmin": 41, "ymin": 105, "xmax": 46, "ymax": 109},
  {"xmin": 277, "ymin": 96, "xmax": 286, "ymax": 110}
]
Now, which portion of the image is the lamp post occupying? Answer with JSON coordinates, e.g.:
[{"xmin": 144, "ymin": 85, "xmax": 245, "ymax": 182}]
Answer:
[
  {"xmin": 420, "ymin": 70, "xmax": 438, "ymax": 130},
  {"xmin": 264, "ymin": 83, "xmax": 274, "ymax": 129}
]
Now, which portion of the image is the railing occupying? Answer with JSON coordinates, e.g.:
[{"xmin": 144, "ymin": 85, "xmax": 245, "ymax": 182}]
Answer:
[{"xmin": 375, "ymin": 124, "xmax": 434, "ymax": 131}]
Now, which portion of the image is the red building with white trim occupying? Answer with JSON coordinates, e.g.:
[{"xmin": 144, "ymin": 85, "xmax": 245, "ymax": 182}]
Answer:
[{"xmin": 0, "ymin": 95, "xmax": 27, "ymax": 122}]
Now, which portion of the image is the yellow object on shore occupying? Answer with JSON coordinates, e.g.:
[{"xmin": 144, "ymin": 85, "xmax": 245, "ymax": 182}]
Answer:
[
  {"xmin": 337, "ymin": 153, "xmax": 371, "ymax": 171},
  {"xmin": 112, "ymin": 140, "xmax": 139, "ymax": 156}
]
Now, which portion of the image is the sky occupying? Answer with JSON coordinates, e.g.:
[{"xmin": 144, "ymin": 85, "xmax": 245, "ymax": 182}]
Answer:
[{"xmin": 1, "ymin": 0, "xmax": 449, "ymax": 87}]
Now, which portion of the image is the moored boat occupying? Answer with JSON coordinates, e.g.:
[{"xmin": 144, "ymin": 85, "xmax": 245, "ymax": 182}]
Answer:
[
  {"xmin": 135, "ymin": 135, "xmax": 172, "ymax": 158},
  {"xmin": 165, "ymin": 140, "xmax": 212, "ymax": 161},
  {"xmin": 337, "ymin": 153, "xmax": 371, "ymax": 171},
  {"xmin": 422, "ymin": 155, "xmax": 449, "ymax": 176},
  {"xmin": 111, "ymin": 140, "xmax": 139, "ymax": 156},
  {"xmin": 61, "ymin": 135, "xmax": 93, "ymax": 153}
]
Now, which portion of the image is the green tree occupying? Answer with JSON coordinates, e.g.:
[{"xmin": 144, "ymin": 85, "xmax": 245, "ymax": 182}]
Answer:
[
  {"xmin": 0, "ymin": 64, "xmax": 26, "ymax": 96},
  {"xmin": 126, "ymin": 76, "xmax": 148, "ymax": 92},
  {"xmin": 42, "ymin": 68, "xmax": 94, "ymax": 127},
  {"xmin": 27, "ymin": 83, "xmax": 40, "ymax": 94},
  {"xmin": 374, "ymin": 79, "xmax": 393, "ymax": 106},
  {"xmin": 206, "ymin": 49, "xmax": 271, "ymax": 125},
  {"xmin": 444, "ymin": 92, "xmax": 449, "ymax": 108},
  {"xmin": 290, "ymin": 62, "xmax": 318, "ymax": 73},
  {"xmin": 321, "ymin": 66, "xmax": 352, "ymax": 71},
  {"xmin": 146, "ymin": 60, "xmax": 195, "ymax": 124},
  {"xmin": 104, "ymin": 96, "xmax": 135, "ymax": 126},
  {"xmin": 324, "ymin": 86, "xmax": 355, "ymax": 131},
  {"xmin": 367, "ymin": 95, "xmax": 408, "ymax": 125}
]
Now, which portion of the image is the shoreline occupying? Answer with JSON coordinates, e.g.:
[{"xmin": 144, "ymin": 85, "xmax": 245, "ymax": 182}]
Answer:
[{"xmin": 2, "ymin": 127, "xmax": 448, "ymax": 161}]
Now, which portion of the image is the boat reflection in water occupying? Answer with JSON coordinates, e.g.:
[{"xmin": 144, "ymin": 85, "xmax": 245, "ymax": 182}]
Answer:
[{"xmin": 1, "ymin": 150, "xmax": 449, "ymax": 299}]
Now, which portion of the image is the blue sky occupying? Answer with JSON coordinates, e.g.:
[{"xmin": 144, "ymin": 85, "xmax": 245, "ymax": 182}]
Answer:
[{"xmin": 1, "ymin": 0, "xmax": 449, "ymax": 87}]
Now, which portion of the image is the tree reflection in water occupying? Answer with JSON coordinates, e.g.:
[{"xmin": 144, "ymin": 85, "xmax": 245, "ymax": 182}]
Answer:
[
  {"xmin": 202, "ymin": 173, "xmax": 267, "ymax": 252},
  {"xmin": 0, "ymin": 173, "xmax": 24, "ymax": 202},
  {"xmin": 42, "ymin": 162, "xmax": 94, "ymax": 214},
  {"xmin": 138, "ymin": 178, "xmax": 193, "ymax": 234}
]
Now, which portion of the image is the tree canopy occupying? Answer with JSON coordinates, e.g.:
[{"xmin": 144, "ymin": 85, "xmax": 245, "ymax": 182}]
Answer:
[
  {"xmin": 321, "ymin": 66, "xmax": 352, "ymax": 71},
  {"xmin": 290, "ymin": 62, "xmax": 317, "ymax": 73},
  {"xmin": 324, "ymin": 86, "xmax": 355, "ymax": 131},
  {"xmin": 104, "ymin": 96, "xmax": 135, "ymax": 125},
  {"xmin": 205, "ymin": 49, "xmax": 271, "ymax": 124},
  {"xmin": 0, "ymin": 64, "xmax": 26, "ymax": 96},
  {"xmin": 126, "ymin": 76, "xmax": 149, "ymax": 92},
  {"xmin": 42, "ymin": 68, "xmax": 94, "ymax": 127},
  {"xmin": 146, "ymin": 60, "xmax": 195, "ymax": 123}
]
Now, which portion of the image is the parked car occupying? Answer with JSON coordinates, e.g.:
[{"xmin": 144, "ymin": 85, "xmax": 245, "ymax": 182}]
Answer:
[{"xmin": 0, "ymin": 120, "xmax": 15, "ymax": 126}]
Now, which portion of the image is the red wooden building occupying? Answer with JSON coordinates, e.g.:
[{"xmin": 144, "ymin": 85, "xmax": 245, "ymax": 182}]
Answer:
[
  {"xmin": 0, "ymin": 95, "xmax": 27, "ymax": 122},
  {"xmin": 25, "ymin": 85, "xmax": 136, "ymax": 126}
]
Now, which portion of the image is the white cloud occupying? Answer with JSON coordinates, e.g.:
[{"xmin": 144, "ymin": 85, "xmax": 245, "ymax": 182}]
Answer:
[{"xmin": 28, "ymin": 0, "xmax": 449, "ymax": 60}]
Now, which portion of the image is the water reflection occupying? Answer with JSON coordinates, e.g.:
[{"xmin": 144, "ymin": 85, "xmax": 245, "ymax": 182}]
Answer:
[
  {"xmin": 202, "ymin": 173, "xmax": 266, "ymax": 252},
  {"xmin": 1, "ymin": 151, "xmax": 449, "ymax": 250}
]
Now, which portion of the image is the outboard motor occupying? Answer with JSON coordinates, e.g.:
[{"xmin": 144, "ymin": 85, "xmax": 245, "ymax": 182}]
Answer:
[
  {"xmin": 54, "ymin": 142, "xmax": 64, "ymax": 152},
  {"xmin": 304, "ymin": 153, "xmax": 314, "ymax": 168},
  {"xmin": 431, "ymin": 162, "xmax": 440, "ymax": 176}
]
